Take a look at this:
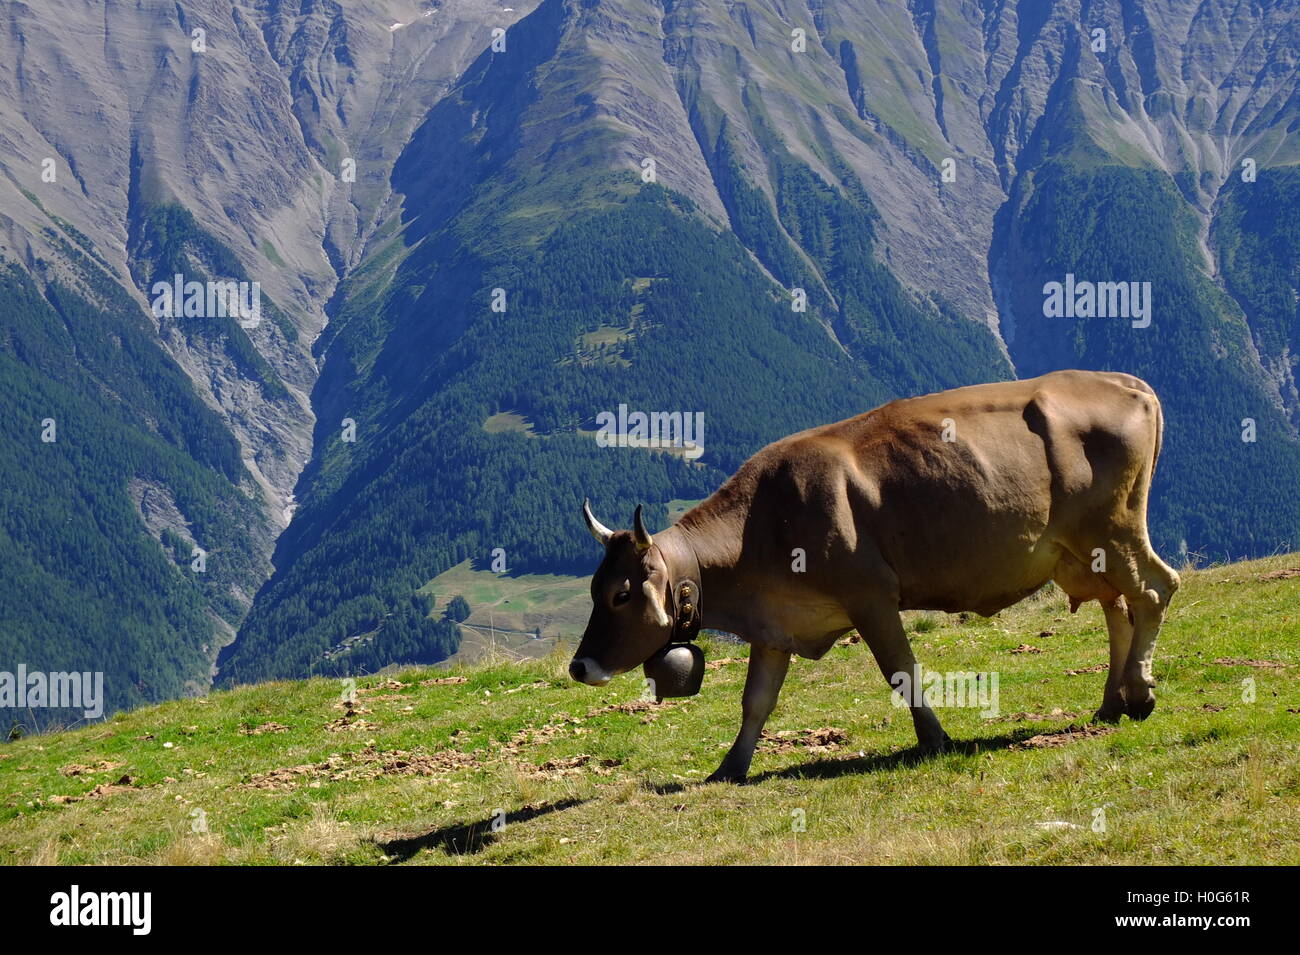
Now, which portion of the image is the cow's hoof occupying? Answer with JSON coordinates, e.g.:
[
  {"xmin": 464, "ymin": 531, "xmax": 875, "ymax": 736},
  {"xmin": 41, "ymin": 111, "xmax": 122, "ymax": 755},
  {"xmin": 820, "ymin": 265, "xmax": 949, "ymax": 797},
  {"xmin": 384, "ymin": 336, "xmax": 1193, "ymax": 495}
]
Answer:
[
  {"xmin": 1093, "ymin": 702, "xmax": 1125, "ymax": 724},
  {"xmin": 918, "ymin": 732, "xmax": 953, "ymax": 756},
  {"xmin": 1125, "ymin": 691, "xmax": 1156, "ymax": 721},
  {"xmin": 705, "ymin": 768, "xmax": 747, "ymax": 784}
]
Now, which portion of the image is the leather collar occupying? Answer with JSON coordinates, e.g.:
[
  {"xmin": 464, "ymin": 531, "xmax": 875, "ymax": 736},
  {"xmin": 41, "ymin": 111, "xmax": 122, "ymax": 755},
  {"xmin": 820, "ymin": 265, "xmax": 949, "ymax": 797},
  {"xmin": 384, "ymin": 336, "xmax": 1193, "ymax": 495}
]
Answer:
[{"xmin": 661, "ymin": 541, "xmax": 702, "ymax": 643}]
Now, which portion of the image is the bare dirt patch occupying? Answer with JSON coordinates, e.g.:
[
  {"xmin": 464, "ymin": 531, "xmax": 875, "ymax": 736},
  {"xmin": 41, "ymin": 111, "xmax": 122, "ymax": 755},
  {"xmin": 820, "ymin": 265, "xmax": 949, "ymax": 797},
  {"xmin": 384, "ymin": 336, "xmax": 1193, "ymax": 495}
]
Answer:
[
  {"xmin": 583, "ymin": 699, "xmax": 676, "ymax": 723},
  {"xmin": 421, "ymin": 676, "xmax": 469, "ymax": 686},
  {"xmin": 49, "ymin": 774, "xmax": 138, "ymax": 804},
  {"xmin": 241, "ymin": 722, "xmax": 289, "ymax": 736},
  {"xmin": 504, "ymin": 720, "xmax": 582, "ymax": 752},
  {"xmin": 60, "ymin": 760, "xmax": 123, "ymax": 777},
  {"xmin": 1213, "ymin": 658, "xmax": 1287, "ymax": 669},
  {"xmin": 243, "ymin": 746, "xmax": 482, "ymax": 791},
  {"xmin": 1013, "ymin": 724, "xmax": 1115, "ymax": 749},
  {"xmin": 759, "ymin": 727, "xmax": 848, "ymax": 754},
  {"xmin": 529, "ymin": 754, "xmax": 622, "ymax": 779},
  {"xmin": 587, "ymin": 700, "xmax": 658, "ymax": 716},
  {"xmin": 1259, "ymin": 568, "xmax": 1300, "ymax": 581},
  {"xmin": 325, "ymin": 716, "xmax": 380, "ymax": 733}
]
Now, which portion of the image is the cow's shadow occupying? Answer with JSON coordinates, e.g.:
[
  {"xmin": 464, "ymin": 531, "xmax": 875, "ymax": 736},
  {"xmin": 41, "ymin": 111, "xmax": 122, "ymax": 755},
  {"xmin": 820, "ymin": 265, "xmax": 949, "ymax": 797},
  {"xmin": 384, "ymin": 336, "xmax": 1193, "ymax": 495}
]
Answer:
[
  {"xmin": 643, "ymin": 728, "xmax": 1045, "ymax": 792},
  {"xmin": 375, "ymin": 797, "xmax": 587, "ymax": 861},
  {"xmin": 745, "ymin": 728, "xmax": 1045, "ymax": 783},
  {"xmin": 374, "ymin": 730, "xmax": 1050, "ymax": 857}
]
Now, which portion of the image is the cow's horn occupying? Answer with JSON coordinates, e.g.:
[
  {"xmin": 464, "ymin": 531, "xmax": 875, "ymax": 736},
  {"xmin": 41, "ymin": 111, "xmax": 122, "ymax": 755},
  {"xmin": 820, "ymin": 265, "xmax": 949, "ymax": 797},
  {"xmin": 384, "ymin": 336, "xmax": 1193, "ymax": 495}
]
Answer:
[
  {"xmin": 582, "ymin": 497, "xmax": 614, "ymax": 546},
  {"xmin": 633, "ymin": 505, "xmax": 653, "ymax": 554}
]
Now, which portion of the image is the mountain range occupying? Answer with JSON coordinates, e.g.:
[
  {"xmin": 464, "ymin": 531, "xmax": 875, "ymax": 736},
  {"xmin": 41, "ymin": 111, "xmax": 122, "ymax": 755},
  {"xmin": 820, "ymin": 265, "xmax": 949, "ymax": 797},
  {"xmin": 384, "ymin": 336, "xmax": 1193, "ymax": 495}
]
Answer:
[{"xmin": 1, "ymin": 0, "xmax": 1297, "ymax": 724}]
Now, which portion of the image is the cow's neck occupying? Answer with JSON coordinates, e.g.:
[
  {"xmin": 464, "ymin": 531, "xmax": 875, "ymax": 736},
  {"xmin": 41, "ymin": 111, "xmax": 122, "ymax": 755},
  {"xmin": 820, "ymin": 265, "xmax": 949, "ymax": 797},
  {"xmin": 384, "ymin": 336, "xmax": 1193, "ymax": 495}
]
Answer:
[{"xmin": 655, "ymin": 506, "xmax": 752, "ymax": 637}]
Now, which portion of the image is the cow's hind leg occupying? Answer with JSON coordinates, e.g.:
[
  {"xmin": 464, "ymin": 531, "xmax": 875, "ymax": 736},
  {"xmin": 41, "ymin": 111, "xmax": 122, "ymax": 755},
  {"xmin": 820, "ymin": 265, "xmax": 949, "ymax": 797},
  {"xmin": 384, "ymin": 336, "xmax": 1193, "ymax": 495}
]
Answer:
[
  {"xmin": 1051, "ymin": 550, "xmax": 1132, "ymax": 722},
  {"xmin": 1076, "ymin": 535, "xmax": 1179, "ymax": 720},
  {"xmin": 1108, "ymin": 541, "xmax": 1180, "ymax": 720},
  {"xmin": 1095, "ymin": 597, "xmax": 1134, "ymax": 722},
  {"xmin": 851, "ymin": 602, "xmax": 951, "ymax": 753}
]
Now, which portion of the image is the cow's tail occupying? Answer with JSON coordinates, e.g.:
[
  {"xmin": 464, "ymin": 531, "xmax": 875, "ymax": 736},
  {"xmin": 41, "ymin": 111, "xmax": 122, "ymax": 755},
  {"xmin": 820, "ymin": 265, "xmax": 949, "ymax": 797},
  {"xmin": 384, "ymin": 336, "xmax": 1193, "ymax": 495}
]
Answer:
[
  {"xmin": 1151, "ymin": 391, "xmax": 1164, "ymax": 476},
  {"xmin": 1125, "ymin": 374, "xmax": 1164, "ymax": 477}
]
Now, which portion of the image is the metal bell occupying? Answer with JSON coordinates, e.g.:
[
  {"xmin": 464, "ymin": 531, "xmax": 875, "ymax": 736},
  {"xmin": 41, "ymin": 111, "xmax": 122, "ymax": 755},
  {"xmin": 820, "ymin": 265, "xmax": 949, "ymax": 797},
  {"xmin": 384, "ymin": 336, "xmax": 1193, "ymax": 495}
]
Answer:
[{"xmin": 643, "ymin": 643, "xmax": 705, "ymax": 699}]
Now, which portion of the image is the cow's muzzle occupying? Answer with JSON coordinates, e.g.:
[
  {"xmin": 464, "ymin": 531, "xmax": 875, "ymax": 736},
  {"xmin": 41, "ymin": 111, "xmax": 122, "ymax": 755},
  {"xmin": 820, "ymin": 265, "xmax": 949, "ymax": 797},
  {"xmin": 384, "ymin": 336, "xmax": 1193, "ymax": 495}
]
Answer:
[{"xmin": 569, "ymin": 657, "xmax": 613, "ymax": 686}]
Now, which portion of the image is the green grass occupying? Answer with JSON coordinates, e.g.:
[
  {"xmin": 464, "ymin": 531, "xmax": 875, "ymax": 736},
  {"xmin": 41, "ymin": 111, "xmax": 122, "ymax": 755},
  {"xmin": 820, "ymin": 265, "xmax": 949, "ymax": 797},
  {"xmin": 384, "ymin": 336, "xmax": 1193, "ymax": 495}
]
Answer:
[
  {"xmin": 578, "ymin": 325, "xmax": 633, "ymax": 350},
  {"xmin": 3, "ymin": 554, "xmax": 1298, "ymax": 865}
]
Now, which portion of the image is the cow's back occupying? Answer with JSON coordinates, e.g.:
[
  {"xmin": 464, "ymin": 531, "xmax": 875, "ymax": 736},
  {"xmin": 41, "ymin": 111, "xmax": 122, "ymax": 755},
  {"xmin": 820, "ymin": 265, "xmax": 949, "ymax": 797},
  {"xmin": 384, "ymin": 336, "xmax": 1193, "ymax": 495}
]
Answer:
[{"xmin": 740, "ymin": 371, "xmax": 1163, "ymax": 614}]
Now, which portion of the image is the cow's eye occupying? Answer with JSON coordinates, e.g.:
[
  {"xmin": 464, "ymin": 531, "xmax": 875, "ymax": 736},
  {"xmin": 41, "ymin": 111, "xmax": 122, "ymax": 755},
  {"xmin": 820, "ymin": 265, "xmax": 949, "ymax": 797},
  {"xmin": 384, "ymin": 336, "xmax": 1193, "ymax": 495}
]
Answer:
[{"xmin": 612, "ymin": 590, "xmax": 631, "ymax": 607}]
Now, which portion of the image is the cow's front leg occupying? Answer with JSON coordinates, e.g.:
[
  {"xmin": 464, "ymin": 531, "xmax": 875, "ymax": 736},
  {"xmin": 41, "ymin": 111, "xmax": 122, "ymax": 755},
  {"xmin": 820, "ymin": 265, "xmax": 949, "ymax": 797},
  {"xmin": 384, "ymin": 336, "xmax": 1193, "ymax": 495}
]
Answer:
[
  {"xmin": 853, "ymin": 602, "xmax": 952, "ymax": 753},
  {"xmin": 706, "ymin": 645, "xmax": 791, "ymax": 783}
]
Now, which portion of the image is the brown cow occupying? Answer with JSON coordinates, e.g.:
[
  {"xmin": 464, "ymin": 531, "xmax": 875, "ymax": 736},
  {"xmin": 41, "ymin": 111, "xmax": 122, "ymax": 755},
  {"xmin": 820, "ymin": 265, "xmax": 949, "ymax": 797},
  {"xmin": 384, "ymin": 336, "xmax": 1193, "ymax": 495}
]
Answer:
[{"xmin": 570, "ymin": 370, "xmax": 1180, "ymax": 781}]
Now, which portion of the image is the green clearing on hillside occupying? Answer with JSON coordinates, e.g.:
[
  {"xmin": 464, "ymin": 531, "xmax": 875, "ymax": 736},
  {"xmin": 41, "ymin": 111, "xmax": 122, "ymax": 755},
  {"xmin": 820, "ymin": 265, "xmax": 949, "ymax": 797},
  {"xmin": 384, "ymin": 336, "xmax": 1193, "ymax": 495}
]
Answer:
[
  {"xmin": 420, "ymin": 559, "xmax": 589, "ymax": 667},
  {"xmin": 3, "ymin": 554, "xmax": 1297, "ymax": 865},
  {"xmin": 481, "ymin": 412, "xmax": 537, "ymax": 437},
  {"xmin": 423, "ymin": 504, "xmax": 705, "ymax": 667}
]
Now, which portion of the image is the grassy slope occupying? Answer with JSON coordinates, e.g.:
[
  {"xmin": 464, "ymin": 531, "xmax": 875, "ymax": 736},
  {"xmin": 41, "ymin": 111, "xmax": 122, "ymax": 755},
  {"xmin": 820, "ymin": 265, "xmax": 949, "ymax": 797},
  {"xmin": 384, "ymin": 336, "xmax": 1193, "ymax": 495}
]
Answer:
[{"xmin": 2, "ymin": 554, "xmax": 1298, "ymax": 866}]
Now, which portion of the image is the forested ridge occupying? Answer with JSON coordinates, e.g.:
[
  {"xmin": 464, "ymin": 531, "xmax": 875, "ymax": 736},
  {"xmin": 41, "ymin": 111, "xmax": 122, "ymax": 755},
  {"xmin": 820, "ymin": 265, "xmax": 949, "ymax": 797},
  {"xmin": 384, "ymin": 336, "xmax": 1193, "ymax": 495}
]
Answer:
[
  {"xmin": 0, "ymin": 238, "xmax": 266, "ymax": 731},
  {"xmin": 220, "ymin": 175, "xmax": 1011, "ymax": 685},
  {"xmin": 998, "ymin": 153, "xmax": 1300, "ymax": 559}
]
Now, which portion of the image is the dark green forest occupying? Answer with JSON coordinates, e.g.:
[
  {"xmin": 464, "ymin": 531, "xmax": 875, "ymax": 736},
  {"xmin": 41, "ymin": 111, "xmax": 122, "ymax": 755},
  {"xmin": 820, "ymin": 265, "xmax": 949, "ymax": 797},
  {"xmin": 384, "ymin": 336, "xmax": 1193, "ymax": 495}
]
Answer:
[
  {"xmin": 315, "ymin": 593, "xmax": 462, "ymax": 678},
  {"xmin": 0, "ymin": 239, "xmax": 265, "ymax": 732},
  {"xmin": 998, "ymin": 158, "xmax": 1300, "ymax": 560},
  {"xmin": 220, "ymin": 173, "xmax": 1011, "ymax": 686},
  {"xmin": 1214, "ymin": 167, "xmax": 1300, "ymax": 406}
]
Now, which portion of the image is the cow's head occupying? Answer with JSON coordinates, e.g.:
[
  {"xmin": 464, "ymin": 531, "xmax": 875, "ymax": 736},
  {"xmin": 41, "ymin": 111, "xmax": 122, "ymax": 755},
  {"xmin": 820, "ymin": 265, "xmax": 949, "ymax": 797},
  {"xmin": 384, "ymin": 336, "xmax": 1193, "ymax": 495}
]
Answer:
[{"xmin": 569, "ymin": 499, "xmax": 675, "ymax": 685}]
